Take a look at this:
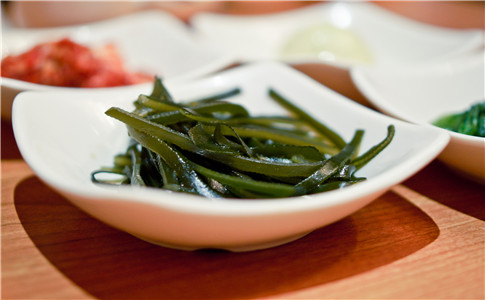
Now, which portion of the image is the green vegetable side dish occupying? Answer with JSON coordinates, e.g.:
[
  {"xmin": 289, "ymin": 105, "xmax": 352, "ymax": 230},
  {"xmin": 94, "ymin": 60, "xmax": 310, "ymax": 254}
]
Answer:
[
  {"xmin": 432, "ymin": 101, "xmax": 485, "ymax": 137},
  {"xmin": 91, "ymin": 78, "xmax": 395, "ymax": 198}
]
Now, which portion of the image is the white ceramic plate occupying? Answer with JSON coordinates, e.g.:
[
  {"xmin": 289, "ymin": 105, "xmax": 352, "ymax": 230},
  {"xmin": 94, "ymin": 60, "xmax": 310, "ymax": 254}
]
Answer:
[
  {"xmin": 191, "ymin": 2, "xmax": 483, "ymax": 68},
  {"xmin": 351, "ymin": 50, "xmax": 484, "ymax": 184},
  {"xmin": 12, "ymin": 62, "xmax": 449, "ymax": 252},
  {"xmin": 1, "ymin": 10, "xmax": 234, "ymax": 119}
]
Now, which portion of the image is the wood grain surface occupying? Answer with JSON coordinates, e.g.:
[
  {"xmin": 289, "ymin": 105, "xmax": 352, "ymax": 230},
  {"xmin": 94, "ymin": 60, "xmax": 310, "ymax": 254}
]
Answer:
[{"xmin": 2, "ymin": 1, "xmax": 484, "ymax": 299}]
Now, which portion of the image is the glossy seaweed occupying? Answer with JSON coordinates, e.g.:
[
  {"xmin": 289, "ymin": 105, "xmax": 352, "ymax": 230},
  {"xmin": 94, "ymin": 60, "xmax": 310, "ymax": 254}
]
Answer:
[{"xmin": 92, "ymin": 78, "xmax": 394, "ymax": 198}]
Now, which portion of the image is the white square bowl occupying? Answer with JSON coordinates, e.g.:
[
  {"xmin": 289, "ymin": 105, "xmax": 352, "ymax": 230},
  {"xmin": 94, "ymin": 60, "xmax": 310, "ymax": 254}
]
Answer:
[
  {"xmin": 12, "ymin": 62, "xmax": 449, "ymax": 251},
  {"xmin": 1, "ymin": 10, "xmax": 234, "ymax": 119},
  {"xmin": 351, "ymin": 51, "xmax": 485, "ymax": 183},
  {"xmin": 191, "ymin": 2, "xmax": 483, "ymax": 68}
]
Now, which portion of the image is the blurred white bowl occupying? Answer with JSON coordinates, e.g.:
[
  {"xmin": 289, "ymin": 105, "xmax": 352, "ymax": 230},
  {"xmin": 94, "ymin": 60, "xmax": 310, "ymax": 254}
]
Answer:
[
  {"xmin": 1, "ymin": 10, "xmax": 234, "ymax": 120},
  {"xmin": 191, "ymin": 2, "xmax": 483, "ymax": 68},
  {"xmin": 13, "ymin": 62, "xmax": 449, "ymax": 251},
  {"xmin": 351, "ymin": 51, "xmax": 485, "ymax": 184}
]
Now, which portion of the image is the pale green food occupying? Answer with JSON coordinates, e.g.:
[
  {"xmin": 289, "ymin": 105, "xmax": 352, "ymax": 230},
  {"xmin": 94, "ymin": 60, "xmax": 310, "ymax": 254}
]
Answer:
[{"xmin": 280, "ymin": 23, "xmax": 373, "ymax": 64}]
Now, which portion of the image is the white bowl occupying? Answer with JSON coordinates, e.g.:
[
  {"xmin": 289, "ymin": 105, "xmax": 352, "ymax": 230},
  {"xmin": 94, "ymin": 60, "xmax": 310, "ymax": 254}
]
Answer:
[
  {"xmin": 191, "ymin": 2, "xmax": 483, "ymax": 68},
  {"xmin": 12, "ymin": 62, "xmax": 449, "ymax": 251},
  {"xmin": 351, "ymin": 50, "xmax": 484, "ymax": 184},
  {"xmin": 1, "ymin": 10, "xmax": 234, "ymax": 119}
]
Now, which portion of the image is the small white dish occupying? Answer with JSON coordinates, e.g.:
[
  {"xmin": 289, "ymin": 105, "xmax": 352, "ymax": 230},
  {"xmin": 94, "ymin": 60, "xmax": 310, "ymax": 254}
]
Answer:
[
  {"xmin": 12, "ymin": 62, "xmax": 449, "ymax": 251},
  {"xmin": 1, "ymin": 10, "xmax": 234, "ymax": 119},
  {"xmin": 191, "ymin": 2, "xmax": 483, "ymax": 68},
  {"xmin": 351, "ymin": 50, "xmax": 485, "ymax": 184}
]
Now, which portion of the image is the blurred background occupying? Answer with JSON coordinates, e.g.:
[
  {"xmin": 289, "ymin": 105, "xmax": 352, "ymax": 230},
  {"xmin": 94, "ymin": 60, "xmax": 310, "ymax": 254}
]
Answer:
[{"xmin": 2, "ymin": 1, "xmax": 484, "ymax": 29}]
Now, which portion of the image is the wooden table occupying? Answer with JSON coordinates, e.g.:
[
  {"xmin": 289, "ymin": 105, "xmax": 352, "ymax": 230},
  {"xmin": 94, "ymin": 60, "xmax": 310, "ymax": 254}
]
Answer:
[{"xmin": 2, "ymin": 2, "xmax": 484, "ymax": 299}]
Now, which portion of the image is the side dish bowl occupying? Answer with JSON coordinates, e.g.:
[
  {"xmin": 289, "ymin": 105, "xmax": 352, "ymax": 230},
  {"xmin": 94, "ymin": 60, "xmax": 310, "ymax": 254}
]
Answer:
[
  {"xmin": 351, "ymin": 51, "xmax": 484, "ymax": 184},
  {"xmin": 191, "ymin": 2, "xmax": 483, "ymax": 68},
  {"xmin": 13, "ymin": 62, "xmax": 449, "ymax": 251},
  {"xmin": 1, "ymin": 10, "xmax": 234, "ymax": 120}
]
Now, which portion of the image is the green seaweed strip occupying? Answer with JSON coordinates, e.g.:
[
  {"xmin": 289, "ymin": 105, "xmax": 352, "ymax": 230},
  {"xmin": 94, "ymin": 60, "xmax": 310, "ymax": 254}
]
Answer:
[
  {"xmin": 130, "ymin": 129, "xmax": 296, "ymax": 197},
  {"xmin": 128, "ymin": 128, "xmax": 222, "ymax": 198},
  {"xmin": 313, "ymin": 178, "xmax": 366, "ymax": 193},
  {"xmin": 188, "ymin": 123, "xmax": 216, "ymax": 147},
  {"xmin": 146, "ymin": 101, "xmax": 250, "ymax": 124},
  {"xmin": 187, "ymin": 123, "xmax": 241, "ymax": 154},
  {"xmin": 192, "ymin": 163, "xmax": 296, "ymax": 197},
  {"xmin": 113, "ymin": 154, "xmax": 132, "ymax": 168},
  {"xmin": 107, "ymin": 107, "xmax": 200, "ymax": 152},
  {"xmin": 127, "ymin": 145, "xmax": 146, "ymax": 186},
  {"xmin": 147, "ymin": 151, "xmax": 180, "ymax": 191},
  {"xmin": 148, "ymin": 76, "xmax": 163, "ymax": 99},
  {"xmin": 205, "ymin": 124, "xmax": 338, "ymax": 155},
  {"xmin": 137, "ymin": 95, "xmax": 181, "ymax": 112},
  {"xmin": 295, "ymin": 129, "xmax": 364, "ymax": 195},
  {"xmin": 220, "ymin": 116, "xmax": 305, "ymax": 128},
  {"xmin": 268, "ymin": 89, "xmax": 347, "ymax": 149},
  {"xmin": 214, "ymin": 124, "xmax": 254, "ymax": 157},
  {"xmin": 185, "ymin": 88, "xmax": 241, "ymax": 105},
  {"xmin": 252, "ymin": 145, "xmax": 323, "ymax": 162},
  {"xmin": 107, "ymin": 107, "xmax": 325, "ymax": 177},
  {"xmin": 352, "ymin": 125, "xmax": 395, "ymax": 170},
  {"xmin": 150, "ymin": 77, "xmax": 174, "ymax": 102},
  {"xmin": 201, "ymin": 151, "xmax": 322, "ymax": 177}
]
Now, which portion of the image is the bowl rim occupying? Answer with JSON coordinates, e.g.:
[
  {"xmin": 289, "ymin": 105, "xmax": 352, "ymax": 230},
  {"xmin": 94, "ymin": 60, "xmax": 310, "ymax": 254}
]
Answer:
[{"xmin": 350, "ymin": 50, "xmax": 485, "ymax": 144}]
